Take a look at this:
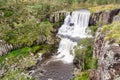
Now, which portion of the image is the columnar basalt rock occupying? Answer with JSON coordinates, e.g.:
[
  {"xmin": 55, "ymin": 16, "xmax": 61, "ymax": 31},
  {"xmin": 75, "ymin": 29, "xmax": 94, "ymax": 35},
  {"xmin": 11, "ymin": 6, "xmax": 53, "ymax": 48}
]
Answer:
[
  {"xmin": 49, "ymin": 11, "xmax": 68, "ymax": 23},
  {"xmin": 90, "ymin": 27, "xmax": 120, "ymax": 80},
  {"xmin": 89, "ymin": 9, "xmax": 120, "ymax": 26},
  {"xmin": 49, "ymin": 9, "xmax": 120, "ymax": 26}
]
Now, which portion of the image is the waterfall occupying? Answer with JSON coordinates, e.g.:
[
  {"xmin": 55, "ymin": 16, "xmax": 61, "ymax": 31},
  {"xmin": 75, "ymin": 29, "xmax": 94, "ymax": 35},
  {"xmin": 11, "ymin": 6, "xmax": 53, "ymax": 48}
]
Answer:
[{"xmin": 54, "ymin": 9, "xmax": 91, "ymax": 64}]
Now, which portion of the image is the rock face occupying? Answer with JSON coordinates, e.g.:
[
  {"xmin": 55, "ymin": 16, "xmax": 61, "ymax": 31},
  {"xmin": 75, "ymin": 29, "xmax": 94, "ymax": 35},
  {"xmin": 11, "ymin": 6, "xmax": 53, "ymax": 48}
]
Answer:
[
  {"xmin": 89, "ymin": 9, "xmax": 120, "ymax": 26},
  {"xmin": 0, "ymin": 8, "xmax": 120, "ymax": 57},
  {"xmin": 113, "ymin": 14, "xmax": 120, "ymax": 22},
  {"xmin": 0, "ymin": 40, "xmax": 13, "ymax": 56},
  {"xmin": 90, "ymin": 28, "xmax": 120, "ymax": 80},
  {"xmin": 49, "ymin": 11, "xmax": 68, "ymax": 23},
  {"xmin": 49, "ymin": 9, "xmax": 120, "ymax": 26}
]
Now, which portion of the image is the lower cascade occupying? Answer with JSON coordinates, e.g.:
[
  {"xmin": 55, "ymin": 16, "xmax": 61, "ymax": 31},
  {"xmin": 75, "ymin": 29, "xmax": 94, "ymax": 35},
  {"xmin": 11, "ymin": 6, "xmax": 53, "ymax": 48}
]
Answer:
[{"xmin": 55, "ymin": 9, "xmax": 91, "ymax": 63}]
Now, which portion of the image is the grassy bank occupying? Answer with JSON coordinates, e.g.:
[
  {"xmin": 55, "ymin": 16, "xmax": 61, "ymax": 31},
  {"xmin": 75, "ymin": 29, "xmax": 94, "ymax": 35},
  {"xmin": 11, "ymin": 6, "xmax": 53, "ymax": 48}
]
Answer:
[{"xmin": 0, "ymin": 43, "xmax": 56, "ymax": 80}]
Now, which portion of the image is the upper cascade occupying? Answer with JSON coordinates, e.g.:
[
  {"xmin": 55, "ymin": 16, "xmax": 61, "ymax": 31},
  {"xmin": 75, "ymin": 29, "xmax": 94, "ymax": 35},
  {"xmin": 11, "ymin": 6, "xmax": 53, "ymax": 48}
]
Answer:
[
  {"xmin": 58, "ymin": 9, "xmax": 91, "ymax": 40},
  {"xmin": 55, "ymin": 9, "xmax": 91, "ymax": 64}
]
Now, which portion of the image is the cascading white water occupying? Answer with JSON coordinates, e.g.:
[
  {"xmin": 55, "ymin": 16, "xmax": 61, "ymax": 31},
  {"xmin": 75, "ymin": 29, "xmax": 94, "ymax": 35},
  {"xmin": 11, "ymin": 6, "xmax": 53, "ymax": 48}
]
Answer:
[{"xmin": 55, "ymin": 9, "xmax": 91, "ymax": 64}]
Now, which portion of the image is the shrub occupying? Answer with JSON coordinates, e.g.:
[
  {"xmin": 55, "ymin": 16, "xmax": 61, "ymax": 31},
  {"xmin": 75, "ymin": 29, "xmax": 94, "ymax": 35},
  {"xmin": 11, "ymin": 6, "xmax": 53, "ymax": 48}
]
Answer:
[
  {"xmin": 74, "ymin": 71, "xmax": 89, "ymax": 80},
  {"xmin": 89, "ymin": 26, "xmax": 98, "ymax": 36},
  {"xmin": 101, "ymin": 21, "xmax": 120, "ymax": 44},
  {"xmin": 75, "ymin": 38, "xmax": 94, "ymax": 70}
]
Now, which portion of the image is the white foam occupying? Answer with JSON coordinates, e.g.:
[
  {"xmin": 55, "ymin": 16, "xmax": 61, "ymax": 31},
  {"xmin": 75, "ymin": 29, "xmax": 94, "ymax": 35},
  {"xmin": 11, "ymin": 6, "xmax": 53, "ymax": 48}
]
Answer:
[{"xmin": 55, "ymin": 9, "xmax": 91, "ymax": 64}]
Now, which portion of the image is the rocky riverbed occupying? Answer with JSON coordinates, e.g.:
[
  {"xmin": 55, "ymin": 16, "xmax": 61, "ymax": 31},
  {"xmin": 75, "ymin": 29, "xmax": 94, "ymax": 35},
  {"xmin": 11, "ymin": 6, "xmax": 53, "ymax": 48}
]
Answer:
[{"xmin": 28, "ymin": 58, "xmax": 75, "ymax": 80}]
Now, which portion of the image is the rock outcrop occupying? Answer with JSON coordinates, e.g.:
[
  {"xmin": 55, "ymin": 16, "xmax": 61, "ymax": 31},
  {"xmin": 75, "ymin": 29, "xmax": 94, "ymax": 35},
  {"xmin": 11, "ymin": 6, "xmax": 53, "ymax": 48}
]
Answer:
[
  {"xmin": 113, "ymin": 14, "xmax": 120, "ymax": 22},
  {"xmin": 49, "ymin": 11, "xmax": 68, "ymax": 23},
  {"xmin": 90, "ymin": 27, "xmax": 120, "ymax": 80},
  {"xmin": 0, "ymin": 40, "xmax": 13, "ymax": 56},
  {"xmin": 49, "ymin": 9, "xmax": 120, "ymax": 26},
  {"xmin": 89, "ymin": 9, "xmax": 120, "ymax": 26}
]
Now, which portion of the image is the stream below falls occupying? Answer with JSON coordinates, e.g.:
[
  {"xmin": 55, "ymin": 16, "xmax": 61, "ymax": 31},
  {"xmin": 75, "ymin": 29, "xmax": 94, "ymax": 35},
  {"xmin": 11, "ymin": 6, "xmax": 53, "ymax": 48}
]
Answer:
[
  {"xmin": 40, "ymin": 61, "xmax": 74, "ymax": 80},
  {"xmin": 27, "ymin": 9, "xmax": 91, "ymax": 80}
]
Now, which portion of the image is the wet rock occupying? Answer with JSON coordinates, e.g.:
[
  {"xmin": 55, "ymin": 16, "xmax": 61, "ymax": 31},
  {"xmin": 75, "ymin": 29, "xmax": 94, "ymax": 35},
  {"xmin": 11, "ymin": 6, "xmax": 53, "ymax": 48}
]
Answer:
[
  {"xmin": 50, "ymin": 8, "xmax": 120, "ymax": 26},
  {"xmin": 30, "ymin": 61, "xmax": 74, "ymax": 80}
]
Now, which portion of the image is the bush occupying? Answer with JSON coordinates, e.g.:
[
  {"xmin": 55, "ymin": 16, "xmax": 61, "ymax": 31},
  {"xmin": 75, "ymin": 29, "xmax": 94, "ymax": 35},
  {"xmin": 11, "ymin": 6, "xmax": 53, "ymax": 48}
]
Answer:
[
  {"xmin": 89, "ymin": 26, "xmax": 98, "ymax": 36},
  {"xmin": 74, "ymin": 71, "xmax": 89, "ymax": 80},
  {"xmin": 75, "ymin": 38, "xmax": 94, "ymax": 70},
  {"xmin": 101, "ymin": 21, "xmax": 120, "ymax": 43},
  {"xmin": 2, "ymin": 70, "xmax": 34, "ymax": 80}
]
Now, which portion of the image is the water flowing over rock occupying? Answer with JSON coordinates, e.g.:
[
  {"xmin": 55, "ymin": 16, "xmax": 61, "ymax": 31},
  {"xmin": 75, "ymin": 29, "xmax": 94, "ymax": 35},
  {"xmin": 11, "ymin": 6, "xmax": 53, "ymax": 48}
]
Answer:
[
  {"xmin": 0, "ymin": 9, "xmax": 120, "ymax": 57},
  {"xmin": 49, "ymin": 9, "xmax": 120, "ymax": 26},
  {"xmin": 55, "ymin": 9, "xmax": 91, "ymax": 63},
  {"xmin": 28, "ymin": 9, "xmax": 91, "ymax": 80}
]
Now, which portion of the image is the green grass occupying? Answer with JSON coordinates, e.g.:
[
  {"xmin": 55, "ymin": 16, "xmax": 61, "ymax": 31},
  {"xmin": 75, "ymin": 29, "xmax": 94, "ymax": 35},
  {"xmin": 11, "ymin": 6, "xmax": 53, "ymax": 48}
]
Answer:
[
  {"xmin": 0, "ymin": 45, "xmax": 46, "ymax": 80},
  {"xmin": 0, "ymin": 47, "xmax": 27, "ymax": 63},
  {"xmin": 0, "ymin": 43, "xmax": 55, "ymax": 63},
  {"xmin": 0, "ymin": 46, "xmax": 40, "ymax": 63},
  {"xmin": 101, "ymin": 21, "xmax": 120, "ymax": 43},
  {"xmin": 89, "ymin": 4, "xmax": 120, "ymax": 13},
  {"xmin": 2, "ymin": 69, "xmax": 34, "ymax": 80},
  {"xmin": 74, "ymin": 71, "xmax": 89, "ymax": 80},
  {"xmin": 0, "ymin": 43, "xmax": 56, "ymax": 80}
]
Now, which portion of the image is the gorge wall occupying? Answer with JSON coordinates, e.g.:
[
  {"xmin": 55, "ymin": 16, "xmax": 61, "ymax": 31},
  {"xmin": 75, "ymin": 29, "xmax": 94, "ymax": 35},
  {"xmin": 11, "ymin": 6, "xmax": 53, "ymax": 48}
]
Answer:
[
  {"xmin": 0, "ymin": 8, "xmax": 120, "ymax": 63},
  {"xmin": 49, "ymin": 9, "xmax": 120, "ymax": 26},
  {"xmin": 50, "ymin": 8, "xmax": 120, "ymax": 80},
  {"xmin": 90, "ymin": 10, "xmax": 120, "ymax": 80},
  {"xmin": 0, "ymin": 7, "xmax": 120, "ymax": 80},
  {"xmin": 90, "ymin": 26, "xmax": 120, "ymax": 80}
]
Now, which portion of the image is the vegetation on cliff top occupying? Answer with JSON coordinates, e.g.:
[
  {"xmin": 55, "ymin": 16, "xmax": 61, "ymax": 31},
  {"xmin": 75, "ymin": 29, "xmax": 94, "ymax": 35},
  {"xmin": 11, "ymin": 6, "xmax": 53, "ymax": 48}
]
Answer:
[{"xmin": 102, "ymin": 21, "xmax": 120, "ymax": 44}]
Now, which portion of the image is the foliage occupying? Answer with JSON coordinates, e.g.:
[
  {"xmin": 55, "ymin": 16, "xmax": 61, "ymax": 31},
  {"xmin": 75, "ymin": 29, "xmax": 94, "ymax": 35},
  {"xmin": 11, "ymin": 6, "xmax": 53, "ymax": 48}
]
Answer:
[
  {"xmin": 75, "ymin": 38, "xmax": 94, "ymax": 70},
  {"xmin": 0, "ymin": 46, "xmax": 36, "ymax": 63},
  {"xmin": 0, "ymin": 44, "xmax": 54, "ymax": 63},
  {"xmin": 0, "ymin": 43, "xmax": 56, "ymax": 79},
  {"xmin": 2, "ymin": 70, "xmax": 34, "ymax": 80},
  {"xmin": 91, "ymin": 58, "xmax": 98, "ymax": 69},
  {"xmin": 89, "ymin": 26, "xmax": 98, "ymax": 36},
  {"xmin": 0, "ymin": 1, "xmax": 119, "ymax": 80},
  {"xmin": 0, "ymin": 45, "xmax": 44, "ymax": 80},
  {"xmin": 0, "ymin": 2, "xmax": 54, "ymax": 48},
  {"xmin": 89, "ymin": 4, "xmax": 120, "ymax": 13},
  {"xmin": 74, "ymin": 71, "xmax": 89, "ymax": 80},
  {"xmin": 101, "ymin": 21, "xmax": 120, "ymax": 43},
  {"xmin": 74, "ymin": 38, "xmax": 98, "ymax": 79},
  {"xmin": 0, "ymin": 0, "xmax": 120, "ymax": 48}
]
